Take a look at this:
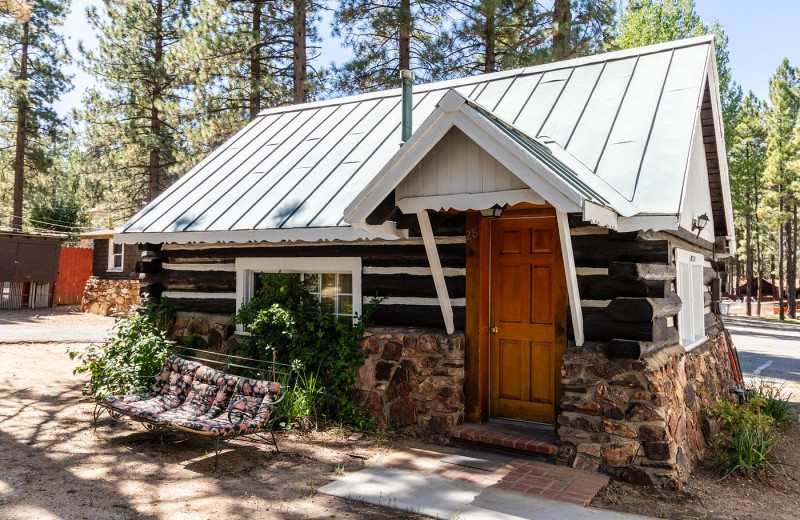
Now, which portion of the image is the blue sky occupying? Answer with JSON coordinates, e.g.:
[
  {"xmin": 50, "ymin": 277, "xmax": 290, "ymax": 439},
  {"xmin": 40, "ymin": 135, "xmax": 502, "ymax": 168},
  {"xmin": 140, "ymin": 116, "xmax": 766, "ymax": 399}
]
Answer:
[{"xmin": 54, "ymin": 0, "xmax": 799, "ymax": 116}]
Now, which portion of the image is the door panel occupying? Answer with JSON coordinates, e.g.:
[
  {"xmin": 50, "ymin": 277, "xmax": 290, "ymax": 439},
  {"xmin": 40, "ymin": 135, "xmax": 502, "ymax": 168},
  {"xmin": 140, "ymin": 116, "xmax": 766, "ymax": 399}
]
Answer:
[{"xmin": 490, "ymin": 215, "xmax": 563, "ymax": 424}]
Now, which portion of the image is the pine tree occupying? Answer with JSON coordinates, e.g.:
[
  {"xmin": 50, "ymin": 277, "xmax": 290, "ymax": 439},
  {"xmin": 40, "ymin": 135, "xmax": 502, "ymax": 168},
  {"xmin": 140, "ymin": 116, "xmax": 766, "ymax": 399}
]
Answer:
[
  {"xmin": 729, "ymin": 93, "xmax": 767, "ymax": 315},
  {"xmin": 77, "ymin": 0, "xmax": 190, "ymax": 216},
  {"xmin": 0, "ymin": 0, "xmax": 70, "ymax": 230},
  {"xmin": 177, "ymin": 0, "xmax": 320, "ymax": 157},
  {"xmin": 430, "ymin": 0, "xmax": 549, "ymax": 77},
  {"xmin": 331, "ymin": 0, "xmax": 450, "ymax": 92},
  {"xmin": 550, "ymin": 0, "xmax": 615, "ymax": 61},
  {"xmin": 764, "ymin": 59, "xmax": 799, "ymax": 319}
]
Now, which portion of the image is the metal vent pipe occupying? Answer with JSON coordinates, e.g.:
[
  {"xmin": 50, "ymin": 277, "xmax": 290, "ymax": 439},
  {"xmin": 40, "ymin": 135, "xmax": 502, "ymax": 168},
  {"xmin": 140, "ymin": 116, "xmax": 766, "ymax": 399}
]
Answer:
[{"xmin": 400, "ymin": 69, "xmax": 414, "ymax": 144}]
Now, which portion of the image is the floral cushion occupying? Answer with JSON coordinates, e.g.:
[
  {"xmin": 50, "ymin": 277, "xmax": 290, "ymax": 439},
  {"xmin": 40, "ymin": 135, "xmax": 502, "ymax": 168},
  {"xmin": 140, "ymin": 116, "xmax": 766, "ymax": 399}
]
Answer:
[
  {"xmin": 168, "ymin": 377, "xmax": 280, "ymax": 437},
  {"xmin": 136, "ymin": 365, "xmax": 235, "ymax": 424},
  {"xmin": 102, "ymin": 355, "xmax": 202, "ymax": 417}
]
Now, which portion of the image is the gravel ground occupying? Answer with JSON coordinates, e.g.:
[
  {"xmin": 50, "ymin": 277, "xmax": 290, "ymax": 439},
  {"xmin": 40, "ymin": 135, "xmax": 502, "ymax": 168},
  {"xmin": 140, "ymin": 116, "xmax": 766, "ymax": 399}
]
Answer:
[{"xmin": 0, "ymin": 307, "xmax": 115, "ymax": 344}]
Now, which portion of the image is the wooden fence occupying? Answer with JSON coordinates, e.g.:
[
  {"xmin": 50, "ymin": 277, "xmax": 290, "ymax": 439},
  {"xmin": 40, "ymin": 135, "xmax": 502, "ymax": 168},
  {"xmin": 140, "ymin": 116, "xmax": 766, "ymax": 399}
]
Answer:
[{"xmin": 54, "ymin": 246, "xmax": 93, "ymax": 305}]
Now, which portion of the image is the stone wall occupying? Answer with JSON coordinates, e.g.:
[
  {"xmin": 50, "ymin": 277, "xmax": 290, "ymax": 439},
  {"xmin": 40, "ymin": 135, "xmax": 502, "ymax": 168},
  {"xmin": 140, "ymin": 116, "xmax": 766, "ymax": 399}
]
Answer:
[
  {"xmin": 556, "ymin": 321, "xmax": 736, "ymax": 489},
  {"xmin": 171, "ymin": 312, "xmax": 238, "ymax": 350},
  {"xmin": 353, "ymin": 327, "xmax": 466, "ymax": 441},
  {"xmin": 82, "ymin": 277, "xmax": 141, "ymax": 317}
]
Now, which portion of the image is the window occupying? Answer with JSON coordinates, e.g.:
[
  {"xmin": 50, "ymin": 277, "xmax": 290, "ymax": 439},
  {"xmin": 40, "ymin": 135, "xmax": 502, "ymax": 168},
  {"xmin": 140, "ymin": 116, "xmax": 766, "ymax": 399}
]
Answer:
[
  {"xmin": 108, "ymin": 240, "xmax": 124, "ymax": 271},
  {"xmin": 235, "ymin": 257, "xmax": 362, "ymax": 332},
  {"xmin": 675, "ymin": 248, "xmax": 706, "ymax": 349}
]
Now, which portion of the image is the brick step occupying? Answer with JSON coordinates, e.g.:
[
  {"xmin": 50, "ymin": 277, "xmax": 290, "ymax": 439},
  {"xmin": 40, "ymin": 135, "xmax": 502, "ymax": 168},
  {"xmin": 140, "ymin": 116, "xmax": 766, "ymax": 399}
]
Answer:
[{"xmin": 450, "ymin": 420, "xmax": 557, "ymax": 458}]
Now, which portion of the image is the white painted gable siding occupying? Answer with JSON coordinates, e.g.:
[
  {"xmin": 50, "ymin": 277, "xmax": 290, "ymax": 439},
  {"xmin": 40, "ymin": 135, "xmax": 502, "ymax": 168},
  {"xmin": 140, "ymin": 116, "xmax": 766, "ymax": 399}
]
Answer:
[{"xmin": 395, "ymin": 127, "xmax": 528, "ymax": 200}]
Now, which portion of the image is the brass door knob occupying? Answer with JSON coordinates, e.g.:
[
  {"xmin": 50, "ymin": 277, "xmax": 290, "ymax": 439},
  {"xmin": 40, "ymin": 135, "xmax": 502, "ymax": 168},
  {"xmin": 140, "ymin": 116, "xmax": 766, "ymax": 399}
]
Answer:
[{"xmin": 491, "ymin": 326, "xmax": 499, "ymax": 334}]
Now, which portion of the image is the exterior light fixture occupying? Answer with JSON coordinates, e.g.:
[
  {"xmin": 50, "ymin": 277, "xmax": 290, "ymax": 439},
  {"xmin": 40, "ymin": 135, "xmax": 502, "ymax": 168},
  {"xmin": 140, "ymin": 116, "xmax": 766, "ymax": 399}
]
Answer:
[
  {"xmin": 692, "ymin": 213, "xmax": 709, "ymax": 238},
  {"xmin": 480, "ymin": 204, "xmax": 505, "ymax": 219}
]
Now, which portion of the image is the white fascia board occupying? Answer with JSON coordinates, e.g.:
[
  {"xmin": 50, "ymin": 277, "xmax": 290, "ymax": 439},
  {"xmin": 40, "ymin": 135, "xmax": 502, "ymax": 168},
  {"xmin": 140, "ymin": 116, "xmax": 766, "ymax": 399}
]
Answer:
[
  {"xmin": 396, "ymin": 189, "xmax": 545, "ymax": 214},
  {"xmin": 113, "ymin": 226, "xmax": 406, "ymax": 245},
  {"xmin": 704, "ymin": 48, "xmax": 736, "ymax": 247},
  {"xmin": 582, "ymin": 201, "xmax": 618, "ymax": 230},
  {"xmin": 616, "ymin": 214, "xmax": 680, "ymax": 233}
]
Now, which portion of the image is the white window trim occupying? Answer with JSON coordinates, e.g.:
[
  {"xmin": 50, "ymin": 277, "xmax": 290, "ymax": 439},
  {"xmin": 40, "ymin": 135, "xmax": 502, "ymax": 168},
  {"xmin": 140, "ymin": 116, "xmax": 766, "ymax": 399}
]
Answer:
[
  {"xmin": 107, "ymin": 239, "xmax": 124, "ymax": 272},
  {"xmin": 675, "ymin": 248, "xmax": 706, "ymax": 350},
  {"xmin": 234, "ymin": 257, "xmax": 362, "ymax": 334}
]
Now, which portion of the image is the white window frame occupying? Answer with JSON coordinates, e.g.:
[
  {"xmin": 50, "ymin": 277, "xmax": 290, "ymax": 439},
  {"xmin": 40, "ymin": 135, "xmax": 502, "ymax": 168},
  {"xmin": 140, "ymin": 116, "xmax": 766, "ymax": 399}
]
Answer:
[
  {"xmin": 108, "ymin": 239, "xmax": 124, "ymax": 272},
  {"xmin": 234, "ymin": 257, "xmax": 362, "ymax": 333},
  {"xmin": 675, "ymin": 248, "xmax": 706, "ymax": 350}
]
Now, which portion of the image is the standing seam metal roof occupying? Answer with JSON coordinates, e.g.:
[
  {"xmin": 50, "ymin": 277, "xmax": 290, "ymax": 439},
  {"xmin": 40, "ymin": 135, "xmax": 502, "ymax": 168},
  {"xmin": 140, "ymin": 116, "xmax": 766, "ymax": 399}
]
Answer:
[{"xmin": 122, "ymin": 36, "xmax": 716, "ymax": 237}]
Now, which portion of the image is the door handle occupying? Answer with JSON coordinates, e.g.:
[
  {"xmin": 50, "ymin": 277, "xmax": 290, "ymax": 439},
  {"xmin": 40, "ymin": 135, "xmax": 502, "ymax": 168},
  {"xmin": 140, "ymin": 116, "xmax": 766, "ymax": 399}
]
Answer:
[{"xmin": 491, "ymin": 326, "xmax": 499, "ymax": 334}]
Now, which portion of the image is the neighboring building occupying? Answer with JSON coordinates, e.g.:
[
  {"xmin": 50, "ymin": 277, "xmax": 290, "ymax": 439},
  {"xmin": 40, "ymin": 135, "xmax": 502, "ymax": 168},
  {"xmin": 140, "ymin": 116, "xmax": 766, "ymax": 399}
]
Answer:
[
  {"xmin": 80, "ymin": 229, "xmax": 141, "ymax": 316},
  {"xmin": 0, "ymin": 231, "xmax": 62, "ymax": 309},
  {"xmin": 115, "ymin": 36, "xmax": 737, "ymax": 488}
]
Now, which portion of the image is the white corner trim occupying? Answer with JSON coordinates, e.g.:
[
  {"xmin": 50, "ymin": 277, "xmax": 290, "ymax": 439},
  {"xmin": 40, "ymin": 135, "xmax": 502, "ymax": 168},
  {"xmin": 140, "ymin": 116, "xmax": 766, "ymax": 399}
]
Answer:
[
  {"xmin": 417, "ymin": 210, "xmax": 455, "ymax": 334},
  {"xmin": 396, "ymin": 190, "xmax": 545, "ymax": 214},
  {"xmin": 557, "ymin": 210, "xmax": 584, "ymax": 346},
  {"xmin": 582, "ymin": 201, "xmax": 618, "ymax": 230}
]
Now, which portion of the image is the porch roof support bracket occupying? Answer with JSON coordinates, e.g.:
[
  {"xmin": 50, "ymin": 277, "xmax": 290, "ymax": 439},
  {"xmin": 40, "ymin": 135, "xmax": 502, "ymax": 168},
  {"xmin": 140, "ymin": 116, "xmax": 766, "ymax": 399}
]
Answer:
[
  {"xmin": 417, "ymin": 210, "xmax": 455, "ymax": 334},
  {"xmin": 556, "ymin": 210, "xmax": 584, "ymax": 346}
]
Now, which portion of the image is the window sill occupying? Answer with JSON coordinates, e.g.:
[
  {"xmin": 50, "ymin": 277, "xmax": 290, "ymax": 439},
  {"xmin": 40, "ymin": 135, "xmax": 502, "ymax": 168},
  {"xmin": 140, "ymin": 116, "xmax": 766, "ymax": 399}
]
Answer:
[
  {"xmin": 680, "ymin": 337, "xmax": 707, "ymax": 352},
  {"xmin": 107, "ymin": 268, "xmax": 123, "ymax": 272}
]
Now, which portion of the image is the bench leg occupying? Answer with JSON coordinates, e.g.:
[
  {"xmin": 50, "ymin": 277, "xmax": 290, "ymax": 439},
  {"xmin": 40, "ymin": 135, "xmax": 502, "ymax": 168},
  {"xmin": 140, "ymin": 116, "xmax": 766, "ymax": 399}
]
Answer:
[{"xmin": 214, "ymin": 437, "xmax": 221, "ymax": 471}]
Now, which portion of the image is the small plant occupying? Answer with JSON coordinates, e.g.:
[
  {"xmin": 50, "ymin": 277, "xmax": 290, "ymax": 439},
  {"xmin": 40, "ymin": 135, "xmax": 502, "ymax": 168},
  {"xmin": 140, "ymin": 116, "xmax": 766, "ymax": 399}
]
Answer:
[
  {"xmin": 708, "ymin": 388, "xmax": 784, "ymax": 480},
  {"xmin": 749, "ymin": 380, "xmax": 793, "ymax": 424},
  {"xmin": 69, "ymin": 297, "xmax": 176, "ymax": 399},
  {"xmin": 334, "ymin": 464, "xmax": 345, "ymax": 475},
  {"xmin": 276, "ymin": 366, "xmax": 326, "ymax": 430}
]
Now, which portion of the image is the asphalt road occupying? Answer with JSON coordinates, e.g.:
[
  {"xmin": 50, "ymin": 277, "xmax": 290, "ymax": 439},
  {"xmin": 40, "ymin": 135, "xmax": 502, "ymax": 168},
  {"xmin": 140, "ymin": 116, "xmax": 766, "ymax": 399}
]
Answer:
[{"xmin": 724, "ymin": 316, "xmax": 800, "ymax": 393}]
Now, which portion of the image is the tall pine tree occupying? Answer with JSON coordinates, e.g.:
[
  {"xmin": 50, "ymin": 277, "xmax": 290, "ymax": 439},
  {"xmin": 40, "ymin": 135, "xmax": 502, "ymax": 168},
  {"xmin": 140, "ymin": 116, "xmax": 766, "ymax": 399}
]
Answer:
[
  {"xmin": 331, "ymin": 0, "xmax": 450, "ymax": 92},
  {"xmin": 764, "ymin": 59, "xmax": 799, "ymax": 319},
  {"xmin": 77, "ymin": 0, "xmax": 190, "ymax": 216},
  {"xmin": 0, "ymin": 0, "xmax": 70, "ymax": 230}
]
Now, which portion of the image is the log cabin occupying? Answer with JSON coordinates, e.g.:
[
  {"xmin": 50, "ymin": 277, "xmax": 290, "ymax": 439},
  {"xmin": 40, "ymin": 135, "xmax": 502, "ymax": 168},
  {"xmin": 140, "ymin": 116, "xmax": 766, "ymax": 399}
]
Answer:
[{"xmin": 115, "ymin": 36, "xmax": 737, "ymax": 488}]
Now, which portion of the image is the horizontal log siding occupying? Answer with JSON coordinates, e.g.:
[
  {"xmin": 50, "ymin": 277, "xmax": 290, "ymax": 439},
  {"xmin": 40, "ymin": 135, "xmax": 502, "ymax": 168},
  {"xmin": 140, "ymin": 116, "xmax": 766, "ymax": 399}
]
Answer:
[
  {"xmin": 141, "ymin": 225, "xmax": 467, "ymax": 330},
  {"xmin": 568, "ymin": 221, "xmax": 716, "ymax": 357}
]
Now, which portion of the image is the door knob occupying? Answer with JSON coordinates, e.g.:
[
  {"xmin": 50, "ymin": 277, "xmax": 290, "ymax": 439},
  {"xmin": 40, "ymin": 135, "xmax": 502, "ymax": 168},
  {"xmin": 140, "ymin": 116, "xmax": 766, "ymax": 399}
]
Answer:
[{"xmin": 491, "ymin": 326, "xmax": 499, "ymax": 334}]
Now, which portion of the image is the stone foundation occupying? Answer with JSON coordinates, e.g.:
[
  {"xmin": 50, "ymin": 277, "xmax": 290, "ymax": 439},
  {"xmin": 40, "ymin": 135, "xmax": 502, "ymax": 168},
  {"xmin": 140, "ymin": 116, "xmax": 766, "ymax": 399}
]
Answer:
[
  {"xmin": 82, "ymin": 277, "xmax": 141, "ymax": 317},
  {"xmin": 171, "ymin": 312, "xmax": 238, "ymax": 350},
  {"xmin": 353, "ymin": 327, "xmax": 466, "ymax": 440},
  {"xmin": 556, "ymin": 323, "xmax": 736, "ymax": 489}
]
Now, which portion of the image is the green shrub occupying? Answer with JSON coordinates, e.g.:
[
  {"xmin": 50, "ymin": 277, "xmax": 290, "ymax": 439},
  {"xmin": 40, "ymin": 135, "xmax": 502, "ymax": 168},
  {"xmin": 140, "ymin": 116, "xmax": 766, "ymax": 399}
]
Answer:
[
  {"xmin": 749, "ymin": 380, "xmax": 793, "ymax": 424},
  {"xmin": 234, "ymin": 273, "xmax": 380, "ymax": 426},
  {"xmin": 69, "ymin": 297, "xmax": 176, "ymax": 399},
  {"xmin": 275, "ymin": 367, "xmax": 326, "ymax": 430},
  {"xmin": 709, "ymin": 387, "xmax": 786, "ymax": 480}
]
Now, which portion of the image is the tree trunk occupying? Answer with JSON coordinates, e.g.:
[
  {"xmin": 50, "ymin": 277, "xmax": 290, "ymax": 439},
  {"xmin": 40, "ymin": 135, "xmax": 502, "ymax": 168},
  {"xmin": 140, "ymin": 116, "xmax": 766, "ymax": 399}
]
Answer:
[
  {"xmin": 552, "ymin": 0, "xmax": 571, "ymax": 61},
  {"xmin": 789, "ymin": 206, "xmax": 797, "ymax": 318},
  {"xmin": 11, "ymin": 21, "xmax": 29, "ymax": 231},
  {"xmin": 293, "ymin": 0, "xmax": 307, "ymax": 104},
  {"xmin": 148, "ymin": 0, "xmax": 164, "ymax": 202},
  {"xmin": 756, "ymin": 236, "xmax": 763, "ymax": 316},
  {"xmin": 398, "ymin": 0, "xmax": 411, "ymax": 71},
  {"xmin": 249, "ymin": 0, "xmax": 262, "ymax": 120},
  {"xmin": 779, "ymin": 197, "xmax": 785, "ymax": 321},
  {"xmin": 745, "ymin": 211, "xmax": 752, "ymax": 315},
  {"xmin": 484, "ymin": 3, "xmax": 496, "ymax": 73}
]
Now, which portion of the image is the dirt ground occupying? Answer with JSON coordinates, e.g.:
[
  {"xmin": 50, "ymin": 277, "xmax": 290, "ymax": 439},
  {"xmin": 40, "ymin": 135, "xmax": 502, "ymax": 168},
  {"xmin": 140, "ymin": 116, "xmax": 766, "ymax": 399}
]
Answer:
[
  {"xmin": 0, "ymin": 342, "xmax": 421, "ymax": 520},
  {"xmin": 592, "ymin": 421, "xmax": 800, "ymax": 520}
]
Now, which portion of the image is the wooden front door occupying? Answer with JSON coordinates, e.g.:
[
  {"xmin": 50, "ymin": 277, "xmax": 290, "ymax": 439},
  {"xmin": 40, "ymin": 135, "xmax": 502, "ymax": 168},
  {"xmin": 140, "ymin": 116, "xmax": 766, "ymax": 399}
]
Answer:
[{"xmin": 489, "ymin": 214, "xmax": 566, "ymax": 424}]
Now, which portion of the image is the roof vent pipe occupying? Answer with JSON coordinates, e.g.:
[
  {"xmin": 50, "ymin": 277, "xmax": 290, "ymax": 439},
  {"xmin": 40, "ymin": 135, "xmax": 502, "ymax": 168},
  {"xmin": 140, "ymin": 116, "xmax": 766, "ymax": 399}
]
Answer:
[{"xmin": 400, "ymin": 69, "xmax": 414, "ymax": 144}]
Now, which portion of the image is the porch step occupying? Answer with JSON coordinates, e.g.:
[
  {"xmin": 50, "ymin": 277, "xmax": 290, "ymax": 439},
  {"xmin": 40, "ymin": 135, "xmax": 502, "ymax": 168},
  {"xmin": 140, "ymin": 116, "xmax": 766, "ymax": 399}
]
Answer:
[{"xmin": 450, "ymin": 420, "xmax": 557, "ymax": 457}]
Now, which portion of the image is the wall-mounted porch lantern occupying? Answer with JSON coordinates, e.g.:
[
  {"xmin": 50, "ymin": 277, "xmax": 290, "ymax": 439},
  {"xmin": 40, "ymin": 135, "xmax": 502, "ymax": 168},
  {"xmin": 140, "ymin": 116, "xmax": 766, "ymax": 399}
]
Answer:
[
  {"xmin": 480, "ymin": 204, "xmax": 505, "ymax": 219},
  {"xmin": 692, "ymin": 212, "xmax": 709, "ymax": 238}
]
